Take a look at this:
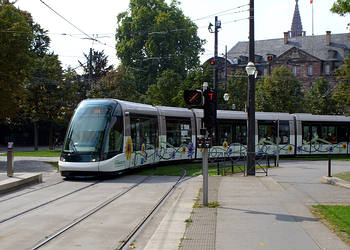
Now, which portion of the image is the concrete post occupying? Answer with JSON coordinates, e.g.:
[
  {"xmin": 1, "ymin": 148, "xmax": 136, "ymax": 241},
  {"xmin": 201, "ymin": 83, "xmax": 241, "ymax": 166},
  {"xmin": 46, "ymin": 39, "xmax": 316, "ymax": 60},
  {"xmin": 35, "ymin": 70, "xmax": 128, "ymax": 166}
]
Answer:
[{"xmin": 7, "ymin": 142, "xmax": 14, "ymax": 177}]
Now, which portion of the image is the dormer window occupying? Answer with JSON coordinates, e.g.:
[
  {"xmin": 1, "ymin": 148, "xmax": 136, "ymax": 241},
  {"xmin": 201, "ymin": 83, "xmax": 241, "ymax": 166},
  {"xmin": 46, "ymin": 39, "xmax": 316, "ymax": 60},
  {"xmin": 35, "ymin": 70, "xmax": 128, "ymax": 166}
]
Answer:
[
  {"xmin": 324, "ymin": 64, "xmax": 330, "ymax": 75},
  {"xmin": 307, "ymin": 64, "xmax": 313, "ymax": 76}
]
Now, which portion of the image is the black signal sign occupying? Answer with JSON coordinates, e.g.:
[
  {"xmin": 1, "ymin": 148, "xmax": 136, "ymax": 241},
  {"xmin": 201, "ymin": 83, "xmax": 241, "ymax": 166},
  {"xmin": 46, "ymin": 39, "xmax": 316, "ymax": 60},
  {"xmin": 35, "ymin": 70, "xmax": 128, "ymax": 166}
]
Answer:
[{"xmin": 184, "ymin": 90, "xmax": 203, "ymax": 106}]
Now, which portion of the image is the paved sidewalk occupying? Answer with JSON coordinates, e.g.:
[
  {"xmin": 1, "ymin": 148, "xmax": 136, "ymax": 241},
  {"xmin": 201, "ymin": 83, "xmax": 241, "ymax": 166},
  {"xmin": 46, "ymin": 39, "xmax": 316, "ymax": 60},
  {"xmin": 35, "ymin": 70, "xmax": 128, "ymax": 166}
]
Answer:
[
  {"xmin": 144, "ymin": 160, "xmax": 350, "ymax": 250},
  {"xmin": 216, "ymin": 175, "xmax": 349, "ymax": 250},
  {"xmin": 0, "ymin": 156, "xmax": 59, "ymax": 192}
]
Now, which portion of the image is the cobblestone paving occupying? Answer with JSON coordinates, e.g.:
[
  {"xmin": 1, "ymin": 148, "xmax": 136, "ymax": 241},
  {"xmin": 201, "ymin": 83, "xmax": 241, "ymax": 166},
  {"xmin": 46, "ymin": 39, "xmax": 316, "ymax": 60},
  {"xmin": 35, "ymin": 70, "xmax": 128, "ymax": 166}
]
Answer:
[{"xmin": 181, "ymin": 176, "xmax": 222, "ymax": 250}]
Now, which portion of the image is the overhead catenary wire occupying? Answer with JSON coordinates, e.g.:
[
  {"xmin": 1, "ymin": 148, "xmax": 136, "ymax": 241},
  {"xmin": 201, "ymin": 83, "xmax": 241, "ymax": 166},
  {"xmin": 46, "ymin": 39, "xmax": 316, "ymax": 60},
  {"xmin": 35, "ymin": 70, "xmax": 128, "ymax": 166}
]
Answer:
[{"xmin": 38, "ymin": 0, "xmax": 114, "ymax": 49}]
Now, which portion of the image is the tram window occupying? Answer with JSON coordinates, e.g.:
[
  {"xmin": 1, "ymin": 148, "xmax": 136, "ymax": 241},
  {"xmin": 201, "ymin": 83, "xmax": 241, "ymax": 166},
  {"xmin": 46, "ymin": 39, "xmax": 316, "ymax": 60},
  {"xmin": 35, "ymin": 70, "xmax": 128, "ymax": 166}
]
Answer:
[
  {"xmin": 166, "ymin": 118, "xmax": 191, "ymax": 147},
  {"xmin": 321, "ymin": 126, "xmax": 336, "ymax": 143},
  {"xmin": 279, "ymin": 122, "xmax": 290, "ymax": 144},
  {"xmin": 258, "ymin": 122, "xmax": 276, "ymax": 143},
  {"xmin": 130, "ymin": 116, "xmax": 158, "ymax": 151},
  {"xmin": 303, "ymin": 126, "xmax": 310, "ymax": 142},
  {"xmin": 218, "ymin": 122, "xmax": 232, "ymax": 145},
  {"xmin": 106, "ymin": 116, "xmax": 123, "ymax": 156},
  {"xmin": 234, "ymin": 123, "xmax": 247, "ymax": 144},
  {"xmin": 338, "ymin": 125, "xmax": 349, "ymax": 142}
]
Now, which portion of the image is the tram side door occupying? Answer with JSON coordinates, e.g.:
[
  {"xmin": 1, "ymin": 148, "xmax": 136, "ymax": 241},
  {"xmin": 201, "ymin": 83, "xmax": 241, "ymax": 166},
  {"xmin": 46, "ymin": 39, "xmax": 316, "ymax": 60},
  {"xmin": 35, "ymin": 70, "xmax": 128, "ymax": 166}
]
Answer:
[{"xmin": 303, "ymin": 125, "xmax": 318, "ymax": 154}]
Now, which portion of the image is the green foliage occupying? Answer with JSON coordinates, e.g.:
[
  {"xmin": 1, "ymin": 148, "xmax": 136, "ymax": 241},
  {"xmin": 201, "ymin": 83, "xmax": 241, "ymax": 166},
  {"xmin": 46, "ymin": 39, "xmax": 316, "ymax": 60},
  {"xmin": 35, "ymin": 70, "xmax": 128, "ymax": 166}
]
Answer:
[
  {"xmin": 331, "ymin": 0, "xmax": 350, "ymax": 16},
  {"xmin": 116, "ymin": 0, "xmax": 204, "ymax": 94},
  {"xmin": 88, "ymin": 65, "xmax": 139, "ymax": 102},
  {"xmin": 79, "ymin": 49, "xmax": 113, "ymax": 84},
  {"xmin": 333, "ymin": 55, "xmax": 350, "ymax": 115},
  {"xmin": 145, "ymin": 69, "xmax": 183, "ymax": 106},
  {"xmin": 173, "ymin": 64, "xmax": 212, "ymax": 108},
  {"xmin": 0, "ymin": 3, "xmax": 33, "ymax": 120},
  {"xmin": 227, "ymin": 70, "xmax": 247, "ymax": 111},
  {"xmin": 256, "ymin": 66, "xmax": 304, "ymax": 113},
  {"xmin": 304, "ymin": 78, "xmax": 337, "ymax": 115}
]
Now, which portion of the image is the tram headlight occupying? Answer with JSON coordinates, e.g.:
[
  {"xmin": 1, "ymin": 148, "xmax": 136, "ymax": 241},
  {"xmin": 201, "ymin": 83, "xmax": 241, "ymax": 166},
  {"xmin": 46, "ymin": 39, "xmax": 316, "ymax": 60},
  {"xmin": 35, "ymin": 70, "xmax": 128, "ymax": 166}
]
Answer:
[{"xmin": 60, "ymin": 156, "xmax": 66, "ymax": 162}]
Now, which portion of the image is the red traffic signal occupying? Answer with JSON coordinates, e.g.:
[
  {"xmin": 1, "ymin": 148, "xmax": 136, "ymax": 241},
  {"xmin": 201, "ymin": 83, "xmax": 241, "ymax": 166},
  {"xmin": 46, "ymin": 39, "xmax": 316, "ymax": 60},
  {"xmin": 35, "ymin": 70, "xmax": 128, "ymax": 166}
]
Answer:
[
  {"xmin": 203, "ymin": 88, "xmax": 217, "ymax": 132},
  {"xmin": 184, "ymin": 89, "xmax": 203, "ymax": 106},
  {"xmin": 267, "ymin": 55, "xmax": 273, "ymax": 61}
]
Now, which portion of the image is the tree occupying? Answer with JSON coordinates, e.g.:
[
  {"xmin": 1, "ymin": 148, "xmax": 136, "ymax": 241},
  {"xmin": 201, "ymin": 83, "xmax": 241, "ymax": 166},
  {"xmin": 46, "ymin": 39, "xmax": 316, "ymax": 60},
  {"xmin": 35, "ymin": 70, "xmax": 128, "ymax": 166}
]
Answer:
[
  {"xmin": 256, "ymin": 66, "xmax": 304, "ymax": 113},
  {"xmin": 89, "ymin": 65, "xmax": 139, "ymax": 102},
  {"xmin": 331, "ymin": 0, "xmax": 350, "ymax": 16},
  {"xmin": 305, "ymin": 78, "xmax": 337, "ymax": 115},
  {"xmin": 79, "ymin": 49, "xmax": 113, "ymax": 83},
  {"xmin": 333, "ymin": 55, "xmax": 350, "ymax": 115},
  {"xmin": 0, "ymin": 3, "xmax": 33, "ymax": 120},
  {"xmin": 145, "ymin": 69, "xmax": 182, "ymax": 106},
  {"xmin": 227, "ymin": 71, "xmax": 247, "ymax": 111},
  {"xmin": 25, "ymin": 54, "xmax": 64, "ymax": 149},
  {"xmin": 116, "ymin": 0, "xmax": 204, "ymax": 93},
  {"xmin": 172, "ymin": 64, "xmax": 212, "ymax": 107}
]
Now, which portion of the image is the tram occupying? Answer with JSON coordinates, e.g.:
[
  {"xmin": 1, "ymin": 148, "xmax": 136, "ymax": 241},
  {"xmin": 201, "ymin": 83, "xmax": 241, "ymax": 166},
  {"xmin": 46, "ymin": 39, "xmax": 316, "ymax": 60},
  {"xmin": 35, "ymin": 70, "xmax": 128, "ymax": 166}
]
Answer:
[{"xmin": 59, "ymin": 99, "xmax": 350, "ymax": 177}]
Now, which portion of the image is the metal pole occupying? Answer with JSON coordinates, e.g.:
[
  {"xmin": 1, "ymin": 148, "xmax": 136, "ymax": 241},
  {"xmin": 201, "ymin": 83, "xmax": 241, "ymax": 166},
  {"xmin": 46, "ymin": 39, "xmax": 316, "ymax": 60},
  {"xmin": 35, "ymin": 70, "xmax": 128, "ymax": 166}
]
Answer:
[
  {"xmin": 276, "ymin": 118, "xmax": 280, "ymax": 167},
  {"xmin": 328, "ymin": 154, "xmax": 332, "ymax": 177},
  {"xmin": 202, "ymin": 148, "xmax": 208, "ymax": 206},
  {"xmin": 247, "ymin": 0, "xmax": 256, "ymax": 176}
]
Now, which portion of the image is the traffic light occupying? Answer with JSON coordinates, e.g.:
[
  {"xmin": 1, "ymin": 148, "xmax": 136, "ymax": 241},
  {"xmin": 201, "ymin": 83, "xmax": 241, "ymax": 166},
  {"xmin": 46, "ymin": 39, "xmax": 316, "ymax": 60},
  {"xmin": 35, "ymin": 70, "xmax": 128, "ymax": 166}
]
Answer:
[
  {"xmin": 184, "ymin": 89, "xmax": 203, "ymax": 106},
  {"xmin": 209, "ymin": 58, "xmax": 215, "ymax": 66},
  {"xmin": 267, "ymin": 55, "xmax": 273, "ymax": 62},
  {"xmin": 203, "ymin": 88, "xmax": 217, "ymax": 133}
]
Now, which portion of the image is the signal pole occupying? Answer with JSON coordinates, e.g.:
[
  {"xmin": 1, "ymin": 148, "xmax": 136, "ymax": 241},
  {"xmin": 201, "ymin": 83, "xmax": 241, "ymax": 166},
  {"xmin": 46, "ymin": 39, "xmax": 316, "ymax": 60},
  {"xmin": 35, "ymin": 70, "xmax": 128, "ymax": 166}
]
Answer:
[{"xmin": 247, "ymin": 0, "xmax": 256, "ymax": 176}]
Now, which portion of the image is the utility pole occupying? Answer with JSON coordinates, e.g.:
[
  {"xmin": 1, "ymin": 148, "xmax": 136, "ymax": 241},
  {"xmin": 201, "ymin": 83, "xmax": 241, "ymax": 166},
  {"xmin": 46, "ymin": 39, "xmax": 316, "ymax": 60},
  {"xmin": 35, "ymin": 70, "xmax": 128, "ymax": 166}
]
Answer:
[
  {"xmin": 214, "ymin": 16, "xmax": 219, "ymax": 91},
  {"xmin": 89, "ymin": 48, "xmax": 93, "ymax": 84},
  {"xmin": 224, "ymin": 45, "xmax": 228, "ymax": 92},
  {"xmin": 247, "ymin": 0, "xmax": 256, "ymax": 176}
]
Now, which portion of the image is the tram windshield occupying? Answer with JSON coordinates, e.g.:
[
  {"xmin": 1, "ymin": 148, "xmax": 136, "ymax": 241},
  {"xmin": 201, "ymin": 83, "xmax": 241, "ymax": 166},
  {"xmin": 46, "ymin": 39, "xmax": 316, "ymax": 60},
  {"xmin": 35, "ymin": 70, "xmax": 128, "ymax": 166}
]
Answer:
[{"xmin": 63, "ymin": 103, "xmax": 113, "ymax": 153}]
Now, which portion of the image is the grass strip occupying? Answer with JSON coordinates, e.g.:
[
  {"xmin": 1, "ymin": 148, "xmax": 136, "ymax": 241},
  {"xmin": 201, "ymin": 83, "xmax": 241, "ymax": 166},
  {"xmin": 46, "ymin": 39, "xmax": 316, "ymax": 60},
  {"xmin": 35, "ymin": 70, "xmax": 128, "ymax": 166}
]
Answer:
[
  {"xmin": 135, "ymin": 162, "xmax": 272, "ymax": 176},
  {"xmin": 0, "ymin": 150, "xmax": 61, "ymax": 157},
  {"xmin": 312, "ymin": 205, "xmax": 350, "ymax": 245},
  {"xmin": 334, "ymin": 172, "xmax": 350, "ymax": 183}
]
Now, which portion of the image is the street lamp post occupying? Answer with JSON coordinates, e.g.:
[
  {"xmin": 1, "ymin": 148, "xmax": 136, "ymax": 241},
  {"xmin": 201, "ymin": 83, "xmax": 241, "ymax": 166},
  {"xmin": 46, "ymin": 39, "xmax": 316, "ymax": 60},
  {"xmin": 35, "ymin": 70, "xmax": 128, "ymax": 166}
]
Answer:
[{"xmin": 246, "ymin": 0, "xmax": 256, "ymax": 176}]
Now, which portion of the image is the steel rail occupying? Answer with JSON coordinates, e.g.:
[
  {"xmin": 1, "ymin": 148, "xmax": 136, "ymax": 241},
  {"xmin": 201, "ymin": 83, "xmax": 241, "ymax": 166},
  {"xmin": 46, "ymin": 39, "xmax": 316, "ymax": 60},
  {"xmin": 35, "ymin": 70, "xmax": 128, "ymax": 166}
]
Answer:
[
  {"xmin": 0, "ymin": 180, "xmax": 100, "ymax": 224},
  {"xmin": 118, "ymin": 169, "xmax": 187, "ymax": 250},
  {"xmin": 0, "ymin": 180, "xmax": 65, "ymax": 203},
  {"xmin": 30, "ymin": 174, "xmax": 154, "ymax": 250}
]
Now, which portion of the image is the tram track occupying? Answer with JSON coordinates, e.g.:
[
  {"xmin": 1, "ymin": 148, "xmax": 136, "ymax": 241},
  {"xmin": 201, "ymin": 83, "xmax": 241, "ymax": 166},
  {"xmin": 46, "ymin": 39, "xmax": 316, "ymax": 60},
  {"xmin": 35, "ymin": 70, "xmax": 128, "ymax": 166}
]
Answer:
[
  {"xmin": 25, "ymin": 170, "xmax": 187, "ymax": 250},
  {"xmin": 0, "ymin": 180, "xmax": 101, "ymax": 224},
  {"xmin": 117, "ymin": 169, "xmax": 187, "ymax": 250},
  {"xmin": 30, "ymin": 173, "xmax": 155, "ymax": 249},
  {"xmin": 0, "ymin": 180, "xmax": 65, "ymax": 203}
]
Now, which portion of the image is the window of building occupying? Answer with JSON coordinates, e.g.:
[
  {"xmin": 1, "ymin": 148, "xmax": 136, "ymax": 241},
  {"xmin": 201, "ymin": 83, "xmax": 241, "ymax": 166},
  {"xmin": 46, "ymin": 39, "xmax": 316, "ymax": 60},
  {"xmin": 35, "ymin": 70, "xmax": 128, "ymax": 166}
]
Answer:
[
  {"xmin": 166, "ymin": 118, "xmax": 191, "ymax": 147},
  {"xmin": 307, "ymin": 64, "xmax": 313, "ymax": 76},
  {"xmin": 292, "ymin": 66, "xmax": 299, "ymax": 76},
  {"xmin": 263, "ymin": 68, "xmax": 268, "ymax": 76},
  {"xmin": 324, "ymin": 64, "xmax": 330, "ymax": 75}
]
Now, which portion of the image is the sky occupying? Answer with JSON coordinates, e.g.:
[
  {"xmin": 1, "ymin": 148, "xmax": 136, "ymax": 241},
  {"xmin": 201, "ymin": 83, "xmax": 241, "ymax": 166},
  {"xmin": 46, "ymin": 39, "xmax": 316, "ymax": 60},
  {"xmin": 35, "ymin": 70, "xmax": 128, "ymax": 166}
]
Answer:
[{"xmin": 14, "ymin": 0, "xmax": 350, "ymax": 71}]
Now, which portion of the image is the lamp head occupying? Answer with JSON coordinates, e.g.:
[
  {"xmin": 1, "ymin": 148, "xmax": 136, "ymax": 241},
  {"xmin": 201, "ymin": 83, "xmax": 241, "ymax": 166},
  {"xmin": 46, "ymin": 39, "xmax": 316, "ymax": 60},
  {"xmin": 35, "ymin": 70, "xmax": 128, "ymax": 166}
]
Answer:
[{"xmin": 245, "ymin": 61, "xmax": 257, "ymax": 76}]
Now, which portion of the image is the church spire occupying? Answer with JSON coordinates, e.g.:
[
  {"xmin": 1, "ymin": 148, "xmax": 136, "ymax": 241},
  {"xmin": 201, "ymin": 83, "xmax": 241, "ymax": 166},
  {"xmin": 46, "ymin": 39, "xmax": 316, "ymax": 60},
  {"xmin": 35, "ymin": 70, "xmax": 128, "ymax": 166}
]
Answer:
[{"xmin": 291, "ymin": 0, "xmax": 305, "ymax": 37}]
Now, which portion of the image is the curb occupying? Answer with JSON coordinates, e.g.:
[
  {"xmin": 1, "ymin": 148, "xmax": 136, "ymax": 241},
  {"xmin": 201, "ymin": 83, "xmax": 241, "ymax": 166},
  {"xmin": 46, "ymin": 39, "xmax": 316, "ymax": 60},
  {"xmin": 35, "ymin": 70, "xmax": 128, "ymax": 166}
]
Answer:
[
  {"xmin": 0, "ymin": 173, "xmax": 43, "ymax": 194},
  {"xmin": 322, "ymin": 176, "xmax": 350, "ymax": 189}
]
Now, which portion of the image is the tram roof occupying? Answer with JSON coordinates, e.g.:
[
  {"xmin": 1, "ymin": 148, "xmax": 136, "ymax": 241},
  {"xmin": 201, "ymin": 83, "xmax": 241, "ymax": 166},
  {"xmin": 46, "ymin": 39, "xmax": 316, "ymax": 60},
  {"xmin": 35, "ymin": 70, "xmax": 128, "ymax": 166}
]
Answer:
[
  {"xmin": 156, "ymin": 106, "xmax": 193, "ymax": 118},
  {"xmin": 294, "ymin": 113, "xmax": 350, "ymax": 122},
  {"xmin": 117, "ymin": 100, "xmax": 158, "ymax": 116}
]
